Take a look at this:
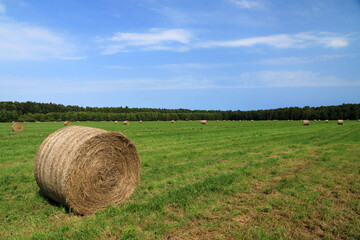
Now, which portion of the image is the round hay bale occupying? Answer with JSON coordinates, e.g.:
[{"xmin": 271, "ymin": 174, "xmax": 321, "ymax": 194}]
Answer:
[
  {"xmin": 64, "ymin": 121, "xmax": 71, "ymax": 126},
  {"xmin": 171, "ymin": 120, "xmax": 176, "ymax": 123},
  {"xmin": 123, "ymin": 121, "xmax": 129, "ymax": 125},
  {"xmin": 114, "ymin": 121, "xmax": 119, "ymax": 124},
  {"xmin": 12, "ymin": 121, "xmax": 15, "ymax": 124},
  {"xmin": 12, "ymin": 122, "xmax": 24, "ymax": 131},
  {"xmin": 34, "ymin": 126, "xmax": 140, "ymax": 215},
  {"xmin": 337, "ymin": 120, "xmax": 343, "ymax": 125},
  {"xmin": 139, "ymin": 120, "xmax": 143, "ymax": 123},
  {"xmin": 76, "ymin": 121, "xmax": 80, "ymax": 123},
  {"xmin": 325, "ymin": 120, "xmax": 329, "ymax": 123},
  {"xmin": 314, "ymin": 119, "xmax": 317, "ymax": 122},
  {"xmin": 200, "ymin": 120, "xmax": 208, "ymax": 125},
  {"xmin": 251, "ymin": 120, "xmax": 254, "ymax": 122},
  {"xmin": 303, "ymin": 120, "xmax": 310, "ymax": 126}
]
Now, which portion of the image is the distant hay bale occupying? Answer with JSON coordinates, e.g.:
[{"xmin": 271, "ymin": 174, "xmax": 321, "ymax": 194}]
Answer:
[
  {"xmin": 314, "ymin": 120, "xmax": 317, "ymax": 122},
  {"xmin": 200, "ymin": 120, "xmax": 208, "ymax": 125},
  {"xmin": 76, "ymin": 121, "xmax": 80, "ymax": 123},
  {"xmin": 64, "ymin": 121, "xmax": 71, "ymax": 126},
  {"xmin": 114, "ymin": 121, "xmax": 119, "ymax": 124},
  {"xmin": 325, "ymin": 120, "xmax": 329, "ymax": 123},
  {"xmin": 171, "ymin": 120, "xmax": 176, "ymax": 123},
  {"xmin": 139, "ymin": 120, "xmax": 143, "ymax": 123},
  {"xmin": 337, "ymin": 120, "xmax": 344, "ymax": 125},
  {"xmin": 123, "ymin": 121, "xmax": 129, "ymax": 125},
  {"xmin": 12, "ymin": 122, "xmax": 24, "ymax": 131},
  {"xmin": 303, "ymin": 120, "xmax": 310, "ymax": 126},
  {"xmin": 358, "ymin": 119, "xmax": 360, "ymax": 122},
  {"xmin": 34, "ymin": 126, "xmax": 140, "ymax": 215},
  {"xmin": 189, "ymin": 120, "xmax": 192, "ymax": 122},
  {"xmin": 251, "ymin": 120, "xmax": 254, "ymax": 122}
]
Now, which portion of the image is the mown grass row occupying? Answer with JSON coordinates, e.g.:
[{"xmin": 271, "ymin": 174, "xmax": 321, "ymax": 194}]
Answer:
[{"xmin": 0, "ymin": 121, "xmax": 359, "ymax": 239}]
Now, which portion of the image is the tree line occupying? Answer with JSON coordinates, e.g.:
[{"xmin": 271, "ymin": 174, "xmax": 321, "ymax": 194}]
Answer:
[{"xmin": 0, "ymin": 101, "xmax": 359, "ymax": 122}]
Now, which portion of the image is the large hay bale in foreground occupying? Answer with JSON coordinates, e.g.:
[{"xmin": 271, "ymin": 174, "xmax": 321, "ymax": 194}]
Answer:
[
  {"xmin": 34, "ymin": 126, "xmax": 140, "ymax": 215},
  {"xmin": 123, "ymin": 121, "xmax": 129, "ymax": 125},
  {"xmin": 200, "ymin": 120, "xmax": 208, "ymax": 125},
  {"xmin": 12, "ymin": 122, "xmax": 24, "ymax": 131},
  {"xmin": 64, "ymin": 121, "xmax": 71, "ymax": 126},
  {"xmin": 338, "ymin": 120, "xmax": 344, "ymax": 125},
  {"xmin": 303, "ymin": 120, "xmax": 310, "ymax": 126}
]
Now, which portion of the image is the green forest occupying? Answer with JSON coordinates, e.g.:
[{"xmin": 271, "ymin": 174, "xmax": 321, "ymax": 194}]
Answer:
[{"xmin": 0, "ymin": 101, "xmax": 359, "ymax": 122}]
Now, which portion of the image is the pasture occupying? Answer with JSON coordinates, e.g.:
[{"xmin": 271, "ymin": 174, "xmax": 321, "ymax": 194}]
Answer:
[{"xmin": 0, "ymin": 121, "xmax": 359, "ymax": 239}]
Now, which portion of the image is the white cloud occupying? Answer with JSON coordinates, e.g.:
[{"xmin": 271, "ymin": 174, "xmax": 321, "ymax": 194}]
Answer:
[
  {"xmin": 102, "ymin": 30, "xmax": 349, "ymax": 54},
  {"xmin": 110, "ymin": 28, "xmax": 191, "ymax": 45},
  {"xmin": 198, "ymin": 32, "xmax": 349, "ymax": 49},
  {"xmin": 229, "ymin": 0, "xmax": 263, "ymax": 9},
  {"xmin": 102, "ymin": 28, "xmax": 192, "ymax": 54},
  {"xmin": 0, "ymin": 21, "xmax": 81, "ymax": 60}
]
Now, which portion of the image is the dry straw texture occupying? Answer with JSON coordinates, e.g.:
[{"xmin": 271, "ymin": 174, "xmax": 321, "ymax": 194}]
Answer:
[
  {"xmin": 34, "ymin": 126, "xmax": 140, "ymax": 215},
  {"xmin": 338, "ymin": 120, "xmax": 344, "ymax": 125},
  {"xmin": 12, "ymin": 122, "xmax": 24, "ymax": 131},
  {"xmin": 64, "ymin": 121, "xmax": 71, "ymax": 126},
  {"xmin": 303, "ymin": 120, "xmax": 310, "ymax": 126},
  {"xmin": 200, "ymin": 120, "xmax": 208, "ymax": 124},
  {"xmin": 123, "ymin": 121, "xmax": 129, "ymax": 125}
]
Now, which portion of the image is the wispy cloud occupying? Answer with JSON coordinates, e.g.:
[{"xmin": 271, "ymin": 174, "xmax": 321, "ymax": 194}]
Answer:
[
  {"xmin": 229, "ymin": 0, "xmax": 263, "ymax": 9},
  {"xmin": 102, "ymin": 28, "xmax": 192, "ymax": 54},
  {"xmin": 0, "ymin": 21, "xmax": 82, "ymax": 60},
  {"xmin": 198, "ymin": 32, "xmax": 349, "ymax": 49},
  {"xmin": 102, "ymin": 29, "xmax": 349, "ymax": 54}
]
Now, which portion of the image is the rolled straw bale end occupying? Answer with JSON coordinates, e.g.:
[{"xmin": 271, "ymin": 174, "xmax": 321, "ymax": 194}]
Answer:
[
  {"xmin": 12, "ymin": 122, "xmax": 24, "ymax": 131},
  {"xmin": 337, "ymin": 120, "xmax": 344, "ymax": 125},
  {"xmin": 123, "ymin": 121, "xmax": 129, "ymax": 125},
  {"xmin": 200, "ymin": 120, "xmax": 208, "ymax": 125},
  {"xmin": 34, "ymin": 126, "xmax": 140, "ymax": 215},
  {"xmin": 64, "ymin": 121, "xmax": 71, "ymax": 126},
  {"xmin": 303, "ymin": 120, "xmax": 310, "ymax": 126}
]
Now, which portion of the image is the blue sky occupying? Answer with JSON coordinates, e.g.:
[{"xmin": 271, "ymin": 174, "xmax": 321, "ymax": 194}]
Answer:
[{"xmin": 0, "ymin": 0, "xmax": 359, "ymax": 110}]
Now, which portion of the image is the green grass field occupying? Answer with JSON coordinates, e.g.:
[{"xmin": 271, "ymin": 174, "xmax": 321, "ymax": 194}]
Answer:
[{"xmin": 0, "ymin": 121, "xmax": 359, "ymax": 239}]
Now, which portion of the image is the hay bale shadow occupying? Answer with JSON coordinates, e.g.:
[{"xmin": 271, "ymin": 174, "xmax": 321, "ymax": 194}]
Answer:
[{"xmin": 37, "ymin": 190, "xmax": 70, "ymax": 213}]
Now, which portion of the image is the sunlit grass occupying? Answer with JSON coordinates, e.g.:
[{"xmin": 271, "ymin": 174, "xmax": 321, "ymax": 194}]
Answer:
[{"xmin": 0, "ymin": 121, "xmax": 359, "ymax": 239}]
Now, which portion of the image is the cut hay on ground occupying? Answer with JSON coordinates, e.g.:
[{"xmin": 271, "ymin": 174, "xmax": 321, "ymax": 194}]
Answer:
[
  {"xmin": 200, "ymin": 120, "xmax": 208, "ymax": 125},
  {"xmin": 12, "ymin": 122, "xmax": 24, "ymax": 131},
  {"xmin": 123, "ymin": 121, "xmax": 129, "ymax": 125},
  {"xmin": 303, "ymin": 120, "xmax": 310, "ymax": 126},
  {"xmin": 64, "ymin": 121, "xmax": 71, "ymax": 126},
  {"xmin": 34, "ymin": 126, "xmax": 140, "ymax": 215},
  {"xmin": 337, "ymin": 120, "xmax": 344, "ymax": 125}
]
